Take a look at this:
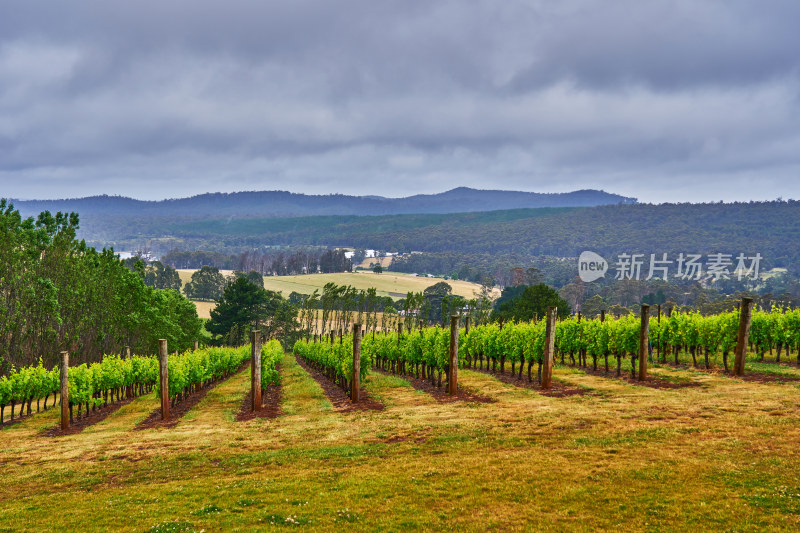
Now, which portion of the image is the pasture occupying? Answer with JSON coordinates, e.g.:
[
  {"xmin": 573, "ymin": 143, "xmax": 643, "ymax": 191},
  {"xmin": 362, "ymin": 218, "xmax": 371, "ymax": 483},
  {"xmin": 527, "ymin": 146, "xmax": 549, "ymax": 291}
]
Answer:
[{"xmin": 178, "ymin": 270, "xmax": 496, "ymax": 319}]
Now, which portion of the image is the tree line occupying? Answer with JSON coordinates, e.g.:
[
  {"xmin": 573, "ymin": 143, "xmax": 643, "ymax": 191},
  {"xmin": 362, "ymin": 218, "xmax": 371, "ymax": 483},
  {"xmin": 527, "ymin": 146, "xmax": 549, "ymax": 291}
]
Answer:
[
  {"xmin": 291, "ymin": 281, "xmax": 495, "ymax": 340},
  {"xmin": 162, "ymin": 248, "xmax": 352, "ymax": 276},
  {"xmin": 122, "ymin": 258, "xmax": 183, "ymax": 290},
  {"xmin": 0, "ymin": 200, "xmax": 202, "ymax": 373}
]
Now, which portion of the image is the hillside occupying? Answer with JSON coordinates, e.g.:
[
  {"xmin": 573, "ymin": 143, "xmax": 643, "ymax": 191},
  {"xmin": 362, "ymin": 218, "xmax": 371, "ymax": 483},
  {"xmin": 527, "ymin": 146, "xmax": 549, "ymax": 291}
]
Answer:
[
  {"xmin": 11, "ymin": 187, "xmax": 635, "ymax": 219},
  {"xmin": 10, "ymin": 193, "xmax": 799, "ymax": 287},
  {"xmin": 155, "ymin": 202, "xmax": 800, "ymax": 273}
]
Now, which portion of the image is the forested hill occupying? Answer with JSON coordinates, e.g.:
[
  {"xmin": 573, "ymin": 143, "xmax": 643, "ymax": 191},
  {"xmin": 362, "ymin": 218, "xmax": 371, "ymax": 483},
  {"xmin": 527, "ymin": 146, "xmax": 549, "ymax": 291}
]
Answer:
[
  {"xmin": 11, "ymin": 187, "xmax": 635, "ymax": 218},
  {"xmin": 159, "ymin": 201, "xmax": 800, "ymax": 271}
]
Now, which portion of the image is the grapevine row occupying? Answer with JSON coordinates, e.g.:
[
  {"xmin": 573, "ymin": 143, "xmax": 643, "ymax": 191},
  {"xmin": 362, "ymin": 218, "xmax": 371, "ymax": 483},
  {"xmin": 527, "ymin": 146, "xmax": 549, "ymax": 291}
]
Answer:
[
  {"xmin": 293, "ymin": 307, "xmax": 800, "ymax": 393},
  {"xmin": 259, "ymin": 340, "xmax": 284, "ymax": 389},
  {"xmin": 1, "ymin": 343, "xmax": 283, "ymax": 426},
  {"xmin": 467, "ymin": 308, "xmax": 800, "ymax": 377},
  {"xmin": 293, "ymin": 337, "xmax": 372, "ymax": 394},
  {"xmin": 0, "ymin": 355, "xmax": 158, "ymax": 424}
]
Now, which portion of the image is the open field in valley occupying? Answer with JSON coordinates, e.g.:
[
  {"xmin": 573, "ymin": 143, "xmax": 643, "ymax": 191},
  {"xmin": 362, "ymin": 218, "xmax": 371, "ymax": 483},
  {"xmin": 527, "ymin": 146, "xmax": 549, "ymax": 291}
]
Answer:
[
  {"xmin": 356, "ymin": 256, "xmax": 394, "ymax": 269},
  {"xmin": 178, "ymin": 270, "xmax": 497, "ymax": 319},
  {"xmin": 191, "ymin": 301, "xmax": 217, "ymax": 320},
  {"xmin": 3, "ymin": 352, "xmax": 800, "ymax": 531}
]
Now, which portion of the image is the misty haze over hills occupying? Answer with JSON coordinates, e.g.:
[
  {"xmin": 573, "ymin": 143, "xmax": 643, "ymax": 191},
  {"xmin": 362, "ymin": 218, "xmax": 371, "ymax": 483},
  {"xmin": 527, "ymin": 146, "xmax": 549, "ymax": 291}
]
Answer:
[{"xmin": 11, "ymin": 187, "xmax": 636, "ymax": 218}]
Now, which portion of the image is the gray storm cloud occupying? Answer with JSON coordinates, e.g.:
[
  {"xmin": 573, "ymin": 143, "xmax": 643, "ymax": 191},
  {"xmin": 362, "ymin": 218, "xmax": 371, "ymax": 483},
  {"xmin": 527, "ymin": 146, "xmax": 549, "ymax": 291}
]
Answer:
[{"xmin": 0, "ymin": 0, "xmax": 798, "ymax": 201}]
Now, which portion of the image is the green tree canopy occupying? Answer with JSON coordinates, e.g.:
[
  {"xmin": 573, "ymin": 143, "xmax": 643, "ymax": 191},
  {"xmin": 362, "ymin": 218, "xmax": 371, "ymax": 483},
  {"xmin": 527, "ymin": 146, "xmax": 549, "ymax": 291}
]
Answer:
[
  {"xmin": 234, "ymin": 269, "xmax": 264, "ymax": 288},
  {"xmin": 492, "ymin": 283, "xmax": 571, "ymax": 322},
  {"xmin": 580, "ymin": 294, "xmax": 607, "ymax": 319},
  {"xmin": 185, "ymin": 265, "xmax": 227, "ymax": 301},
  {"xmin": 423, "ymin": 281, "xmax": 452, "ymax": 324},
  {"xmin": 0, "ymin": 200, "xmax": 201, "ymax": 368},
  {"xmin": 134, "ymin": 260, "xmax": 182, "ymax": 290},
  {"xmin": 207, "ymin": 277, "xmax": 299, "ymax": 346}
]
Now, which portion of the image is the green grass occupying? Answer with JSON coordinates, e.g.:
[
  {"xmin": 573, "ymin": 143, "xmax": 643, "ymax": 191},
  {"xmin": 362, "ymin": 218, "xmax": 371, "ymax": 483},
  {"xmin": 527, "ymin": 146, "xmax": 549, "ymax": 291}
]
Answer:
[{"xmin": 3, "ymin": 352, "xmax": 800, "ymax": 531}]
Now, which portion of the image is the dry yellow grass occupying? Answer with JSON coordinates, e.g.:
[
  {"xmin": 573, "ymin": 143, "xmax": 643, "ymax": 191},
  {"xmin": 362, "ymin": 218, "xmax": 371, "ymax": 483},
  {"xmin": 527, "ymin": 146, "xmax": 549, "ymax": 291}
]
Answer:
[
  {"xmin": 259, "ymin": 271, "xmax": 493, "ymax": 299},
  {"xmin": 178, "ymin": 269, "xmax": 495, "ymax": 300},
  {"xmin": 192, "ymin": 300, "xmax": 216, "ymax": 320},
  {"xmin": 357, "ymin": 255, "xmax": 394, "ymax": 269}
]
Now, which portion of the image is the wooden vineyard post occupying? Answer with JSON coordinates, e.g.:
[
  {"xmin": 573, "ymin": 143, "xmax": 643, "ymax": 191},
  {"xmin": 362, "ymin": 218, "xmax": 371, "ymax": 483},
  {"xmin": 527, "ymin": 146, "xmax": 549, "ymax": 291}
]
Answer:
[
  {"xmin": 352, "ymin": 323, "xmax": 362, "ymax": 402},
  {"xmin": 464, "ymin": 316, "xmax": 471, "ymax": 368},
  {"xmin": 576, "ymin": 312, "xmax": 582, "ymax": 367},
  {"xmin": 158, "ymin": 339, "xmax": 170, "ymax": 420},
  {"xmin": 655, "ymin": 304, "xmax": 667, "ymax": 363},
  {"xmin": 251, "ymin": 330, "xmax": 262, "ymax": 412},
  {"xmin": 599, "ymin": 309, "xmax": 607, "ymax": 372},
  {"xmin": 656, "ymin": 304, "xmax": 662, "ymax": 362},
  {"xmin": 639, "ymin": 304, "xmax": 650, "ymax": 381},
  {"xmin": 542, "ymin": 307, "xmax": 557, "ymax": 389},
  {"xmin": 448, "ymin": 316, "xmax": 459, "ymax": 395},
  {"xmin": 123, "ymin": 346, "xmax": 132, "ymax": 398},
  {"xmin": 194, "ymin": 340, "xmax": 199, "ymax": 351},
  {"xmin": 733, "ymin": 297, "xmax": 754, "ymax": 376},
  {"xmin": 60, "ymin": 351, "xmax": 69, "ymax": 431}
]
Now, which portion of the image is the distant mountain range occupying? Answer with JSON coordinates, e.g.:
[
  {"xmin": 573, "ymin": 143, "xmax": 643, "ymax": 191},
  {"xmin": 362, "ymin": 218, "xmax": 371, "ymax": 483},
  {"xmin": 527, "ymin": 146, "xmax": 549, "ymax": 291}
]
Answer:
[{"xmin": 11, "ymin": 187, "xmax": 636, "ymax": 218}]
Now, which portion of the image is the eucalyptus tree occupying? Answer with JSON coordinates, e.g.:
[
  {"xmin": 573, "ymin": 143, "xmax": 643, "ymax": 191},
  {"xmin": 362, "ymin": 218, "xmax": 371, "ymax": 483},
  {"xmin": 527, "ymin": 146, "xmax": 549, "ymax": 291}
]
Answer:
[{"xmin": 0, "ymin": 201, "xmax": 202, "ymax": 370}]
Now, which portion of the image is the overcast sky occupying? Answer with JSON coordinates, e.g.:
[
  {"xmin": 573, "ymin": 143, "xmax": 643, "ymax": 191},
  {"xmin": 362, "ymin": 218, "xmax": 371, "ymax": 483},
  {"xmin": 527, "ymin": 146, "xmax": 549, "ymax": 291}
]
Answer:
[{"xmin": 1, "ymin": 1, "xmax": 799, "ymax": 203}]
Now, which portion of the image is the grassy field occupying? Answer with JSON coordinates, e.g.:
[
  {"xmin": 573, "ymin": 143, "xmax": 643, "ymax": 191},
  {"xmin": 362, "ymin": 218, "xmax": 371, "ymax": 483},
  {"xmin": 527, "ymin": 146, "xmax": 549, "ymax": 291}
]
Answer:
[
  {"xmin": 191, "ymin": 301, "xmax": 217, "ymax": 320},
  {"xmin": 3, "ymin": 352, "xmax": 800, "ymax": 531},
  {"xmin": 356, "ymin": 255, "xmax": 394, "ymax": 269},
  {"xmin": 179, "ymin": 270, "xmax": 496, "ymax": 319}
]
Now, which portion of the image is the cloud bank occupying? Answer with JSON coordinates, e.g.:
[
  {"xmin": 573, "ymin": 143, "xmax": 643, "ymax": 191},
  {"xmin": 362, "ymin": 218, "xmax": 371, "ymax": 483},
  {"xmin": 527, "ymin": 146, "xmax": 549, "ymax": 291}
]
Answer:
[{"xmin": 1, "ymin": 1, "xmax": 799, "ymax": 202}]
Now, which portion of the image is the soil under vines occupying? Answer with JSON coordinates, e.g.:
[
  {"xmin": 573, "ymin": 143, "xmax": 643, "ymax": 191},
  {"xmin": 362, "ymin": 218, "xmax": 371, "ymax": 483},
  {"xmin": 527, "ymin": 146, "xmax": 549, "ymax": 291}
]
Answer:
[
  {"xmin": 294, "ymin": 355, "xmax": 384, "ymax": 412},
  {"xmin": 42, "ymin": 396, "xmax": 138, "ymax": 437},
  {"xmin": 236, "ymin": 364, "xmax": 284, "ymax": 421}
]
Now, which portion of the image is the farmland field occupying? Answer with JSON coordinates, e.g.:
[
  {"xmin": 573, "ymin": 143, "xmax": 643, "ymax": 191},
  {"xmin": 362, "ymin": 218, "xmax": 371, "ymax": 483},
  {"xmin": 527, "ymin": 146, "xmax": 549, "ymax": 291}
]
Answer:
[
  {"xmin": 191, "ymin": 300, "xmax": 217, "ymax": 320},
  {"xmin": 356, "ymin": 255, "xmax": 394, "ymax": 269},
  {"xmin": 3, "ymin": 352, "xmax": 800, "ymax": 531},
  {"xmin": 178, "ymin": 270, "xmax": 496, "ymax": 319}
]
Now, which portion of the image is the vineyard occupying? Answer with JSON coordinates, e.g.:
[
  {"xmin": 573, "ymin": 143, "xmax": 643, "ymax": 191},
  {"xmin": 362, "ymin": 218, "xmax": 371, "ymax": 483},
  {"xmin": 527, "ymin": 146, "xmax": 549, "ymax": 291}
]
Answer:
[
  {"xmin": 4, "ymin": 305, "xmax": 798, "ymax": 426},
  {"xmin": 0, "ymin": 342, "xmax": 283, "ymax": 427},
  {"xmin": 289, "ymin": 306, "xmax": 800, "ymax": 398},
  {"xmin": 3, "ymin": 306, "xmax": 800, "ymax": 530}
]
